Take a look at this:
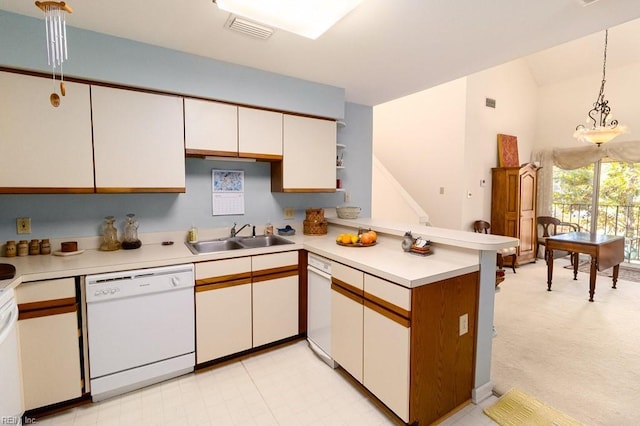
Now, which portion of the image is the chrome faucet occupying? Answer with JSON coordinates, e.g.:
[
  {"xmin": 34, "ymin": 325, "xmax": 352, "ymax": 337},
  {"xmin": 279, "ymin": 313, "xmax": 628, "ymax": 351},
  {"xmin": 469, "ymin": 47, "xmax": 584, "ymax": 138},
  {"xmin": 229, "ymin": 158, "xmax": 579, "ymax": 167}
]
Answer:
[{"xmin": 230, "ymin": 222, "xmax": 251, "ymax": 237}]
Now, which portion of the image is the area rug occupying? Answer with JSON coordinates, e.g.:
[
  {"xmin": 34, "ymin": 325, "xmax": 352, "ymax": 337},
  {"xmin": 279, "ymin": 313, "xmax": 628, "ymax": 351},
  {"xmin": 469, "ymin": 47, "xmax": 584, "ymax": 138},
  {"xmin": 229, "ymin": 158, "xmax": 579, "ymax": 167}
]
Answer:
[
  {"xmin": 563, "ymin": 260, "xmax": 640, "ymax": 283},
  {"xmin": 484, "ymin": 388, "xmax": 584, "ymax": 426}
]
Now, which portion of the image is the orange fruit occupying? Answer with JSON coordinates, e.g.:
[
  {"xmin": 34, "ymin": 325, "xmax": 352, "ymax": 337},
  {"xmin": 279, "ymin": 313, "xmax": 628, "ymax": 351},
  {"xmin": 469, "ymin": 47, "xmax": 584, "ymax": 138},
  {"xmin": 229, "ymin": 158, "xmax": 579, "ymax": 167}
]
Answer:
[
  {"xmin": 341, "ymin": 234, "xmax": 352, "ymax": 244},
  {"xmin": 360, "ymin": 233, "xmax": 373, "ymax": 244},
  {"xmin": 367, "ymin": 230, "xmax": 377, "ymax": 242}
]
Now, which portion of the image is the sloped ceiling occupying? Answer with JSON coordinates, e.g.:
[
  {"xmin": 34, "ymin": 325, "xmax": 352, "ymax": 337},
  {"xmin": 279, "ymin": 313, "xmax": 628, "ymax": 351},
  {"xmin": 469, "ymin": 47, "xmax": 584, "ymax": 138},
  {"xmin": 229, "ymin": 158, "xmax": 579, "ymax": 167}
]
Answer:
[{"xmin": 1, "ymin": 0, "xmax": 640, "ymax": 105}]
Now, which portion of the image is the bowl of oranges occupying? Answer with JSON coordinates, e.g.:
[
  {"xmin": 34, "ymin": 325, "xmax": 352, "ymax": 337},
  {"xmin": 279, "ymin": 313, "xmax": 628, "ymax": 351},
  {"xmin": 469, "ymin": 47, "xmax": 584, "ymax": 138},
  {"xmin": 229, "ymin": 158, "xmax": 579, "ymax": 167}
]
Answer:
[{"xmin": 336, "ymin": 229, "xmax": 377, "ymax": 247}]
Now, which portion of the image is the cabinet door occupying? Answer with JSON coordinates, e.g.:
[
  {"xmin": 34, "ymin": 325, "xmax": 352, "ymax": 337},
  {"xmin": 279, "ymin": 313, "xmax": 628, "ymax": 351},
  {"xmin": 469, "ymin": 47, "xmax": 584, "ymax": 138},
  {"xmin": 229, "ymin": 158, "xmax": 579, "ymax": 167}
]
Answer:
[
  {"xmin": 331, "ymin": 285, "xmax": 363, "ymax": 383},
  {"xmin": 0, "ymin": 71, "xmax": 94, "ymax": 193},
  {"xmin": 184, "ymin": 98, "xmax": 238, "ymax": 156},
  {"xmin": 363, "ymin": 304, "xmax": 411, "ymax": 423},
  {"xmin": 91, "ymin": 85, "xmax": 185, "ymax": 192},
  {"xmin": 195, "ymin": 282, "xmax": 252, "ymax": 363},
  {"xmin": 252, "ymin": 274, "xmax": 299, "ymax": 347},
  {"xmin": 278, "ymin": 115, "xmax": 336, "ymax": 191},
  {"xmin": 238, "ymin": 107, "xmax": 282, "ymax": 159},
  {"xmin": 18, "ymin": 309, "xmax": 82, "ymax": 410}
]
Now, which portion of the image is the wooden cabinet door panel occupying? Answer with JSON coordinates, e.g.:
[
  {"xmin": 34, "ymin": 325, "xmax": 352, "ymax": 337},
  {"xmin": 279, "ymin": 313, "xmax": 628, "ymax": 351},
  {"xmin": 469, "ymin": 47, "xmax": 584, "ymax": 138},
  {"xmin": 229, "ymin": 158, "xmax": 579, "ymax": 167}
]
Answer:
[
  {"xmin": 91, "ymin": 86, "xmax": 185, "ymax": 191},
  {"xmin": 252, "ymin": 275, "xmax": 299, "ymax": 347},
  {"xmin": 0, "ymin": 72, "xmax": 94, "ymax": 192},
  {"xmin": 331, "ymin": 286, "xmax": 363, "ymax": 383},
  {"xmin": 185, "ymin": 98, "xmax": 238, "ymax": 155},
  {"xmin": 238, "ymin": 107, "xmax": 282, "ymax": 158},
  {"xmin": 19, "ymin": 311, "xmax": 82, "ymax": 410},
  {"xmin": 196, "ymin": 283, "xmax": 252, "ymax": 363}
]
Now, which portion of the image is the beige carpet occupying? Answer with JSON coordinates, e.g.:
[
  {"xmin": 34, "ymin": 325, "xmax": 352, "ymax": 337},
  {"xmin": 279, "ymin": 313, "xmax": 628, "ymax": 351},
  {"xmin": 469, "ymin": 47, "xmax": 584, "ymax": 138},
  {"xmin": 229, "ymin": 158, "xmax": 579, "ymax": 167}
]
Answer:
[{"xmin": 491, "ymin": 260, "xmax": 640, "ymax": 426}]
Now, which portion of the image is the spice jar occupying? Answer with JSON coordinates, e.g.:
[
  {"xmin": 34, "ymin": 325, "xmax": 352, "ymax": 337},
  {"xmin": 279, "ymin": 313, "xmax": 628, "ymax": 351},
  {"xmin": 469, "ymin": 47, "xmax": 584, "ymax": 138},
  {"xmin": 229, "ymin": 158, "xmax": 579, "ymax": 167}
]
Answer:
[
  {"xmin": 40, "ymin": 239, "xmax": 51, "ymax": 255},
  {"xmin": 17, "ymin": 240, "xmax": 29, "ymax": 257},
  {"xmin": 29, "ymin": 239, "xmax": 40, "ymax": 255},
  {"xmin": 5, "ymin": 240, "xmax": 16, "ymax": 257}
]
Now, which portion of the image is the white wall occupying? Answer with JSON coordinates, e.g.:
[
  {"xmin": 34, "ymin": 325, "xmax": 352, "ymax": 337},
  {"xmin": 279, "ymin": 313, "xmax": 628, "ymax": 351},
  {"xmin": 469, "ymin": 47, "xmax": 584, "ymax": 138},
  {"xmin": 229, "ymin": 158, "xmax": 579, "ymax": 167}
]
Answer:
[
  {"xmin": 373, "ymin": 59, "xmax": 538, "ymax": 230},
  {"xmin": 373, "ymin": 79, "xmax": 467, "ymax": 229},
  {"xmin": 536, "ymin": 61, "xmax": 640, "ymax": 151},
  {"xmin": 463, "ymin": 59, "xmax": 538, "ymax": 230}
]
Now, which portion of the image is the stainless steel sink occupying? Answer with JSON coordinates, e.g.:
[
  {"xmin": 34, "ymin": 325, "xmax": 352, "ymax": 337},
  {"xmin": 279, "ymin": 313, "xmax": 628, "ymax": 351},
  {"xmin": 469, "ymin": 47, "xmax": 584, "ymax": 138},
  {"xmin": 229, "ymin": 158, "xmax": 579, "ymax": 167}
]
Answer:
[
  {"xmin": 185, "ymin": 238, "xmax": 244, "ymax": 254},
  {"xmin": 186, "ymin": 235, "xmax": 294, "ymax": 254},
  {"xmin": 236, "ymin": 235, "xmax": 295, "ymax": 248}
]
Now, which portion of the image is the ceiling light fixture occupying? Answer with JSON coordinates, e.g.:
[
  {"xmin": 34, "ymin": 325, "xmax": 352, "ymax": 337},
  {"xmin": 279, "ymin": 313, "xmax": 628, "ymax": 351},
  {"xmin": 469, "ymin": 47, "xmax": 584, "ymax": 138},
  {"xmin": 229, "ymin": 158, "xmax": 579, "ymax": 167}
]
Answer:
[
  {"xmin": 213, "ymin": 0, "xmax": 364, "ymax": 39},
  {"xmin": 573, "ymin": 29, "xmax": 628, "ymax": 146},
  {"xmin": 35, "ymin": 1, "xmax": 72, "ymax": 107}
]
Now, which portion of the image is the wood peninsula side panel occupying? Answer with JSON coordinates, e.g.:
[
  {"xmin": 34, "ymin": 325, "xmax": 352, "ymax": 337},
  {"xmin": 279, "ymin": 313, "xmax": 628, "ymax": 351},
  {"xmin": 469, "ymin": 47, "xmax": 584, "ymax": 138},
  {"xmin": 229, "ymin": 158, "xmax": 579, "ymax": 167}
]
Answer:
[{"xmin": 409, "ymin": 271, "xmax": 479, "ymax": 424}]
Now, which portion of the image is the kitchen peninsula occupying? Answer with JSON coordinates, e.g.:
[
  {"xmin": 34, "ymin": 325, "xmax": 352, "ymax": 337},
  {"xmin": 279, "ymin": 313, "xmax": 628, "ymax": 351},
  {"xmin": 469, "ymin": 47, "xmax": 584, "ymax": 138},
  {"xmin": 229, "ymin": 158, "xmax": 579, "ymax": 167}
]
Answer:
[{"xmin": 1, "ymin": 217, "xmax": 517, "ymax": 425}]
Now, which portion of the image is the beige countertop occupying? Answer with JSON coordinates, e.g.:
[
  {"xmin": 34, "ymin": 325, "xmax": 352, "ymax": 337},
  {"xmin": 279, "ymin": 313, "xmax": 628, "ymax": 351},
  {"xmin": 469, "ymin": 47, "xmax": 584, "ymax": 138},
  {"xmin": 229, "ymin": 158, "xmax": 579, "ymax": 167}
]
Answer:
[{"xmin": 1, "ymin": 217, "xmax": 518, "ymax": 290}]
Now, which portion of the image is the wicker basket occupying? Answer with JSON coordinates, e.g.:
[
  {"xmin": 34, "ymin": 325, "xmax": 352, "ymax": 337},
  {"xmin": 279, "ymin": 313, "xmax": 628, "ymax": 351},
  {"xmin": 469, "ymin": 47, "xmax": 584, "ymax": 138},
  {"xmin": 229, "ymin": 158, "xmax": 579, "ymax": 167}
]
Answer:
[
  {"xmin": 304, "ymin": 208, "xmax": 327, "ymax": 235},
  {"xmin": 336, "ymin": 206, "xmax": 361, "ymax": 219}
]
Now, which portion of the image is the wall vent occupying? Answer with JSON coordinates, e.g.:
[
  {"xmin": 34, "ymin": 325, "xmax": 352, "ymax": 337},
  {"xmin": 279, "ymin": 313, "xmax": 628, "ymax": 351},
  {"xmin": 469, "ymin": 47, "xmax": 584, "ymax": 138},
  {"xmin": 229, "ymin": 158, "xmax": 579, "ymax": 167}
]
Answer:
[{"xmin": 225, "ymin": 15, "xmax": 274, "ymax": 39}]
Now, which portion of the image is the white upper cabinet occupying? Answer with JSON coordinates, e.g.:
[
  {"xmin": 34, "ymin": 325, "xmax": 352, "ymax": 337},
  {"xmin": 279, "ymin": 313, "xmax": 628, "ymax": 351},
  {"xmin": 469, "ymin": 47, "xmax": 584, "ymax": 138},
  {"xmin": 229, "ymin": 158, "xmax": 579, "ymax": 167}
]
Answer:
[
  {"xmin": 0, "ymin": 71, "xmax": 94, "ymax": 192},
  {"xmin": 272, "ymin": 115, "xmax": 336, "ymax": 192},
  {"xmin": 238, "ymin": 107, "xmax": 282, "ymax": 160},
  {"xmin": 91, "ymin": 86, "xmax": 185, "ymax": 192},
  {"xmin": 184, "ymin": 98, "xmax": 238, "ymax": 157}
]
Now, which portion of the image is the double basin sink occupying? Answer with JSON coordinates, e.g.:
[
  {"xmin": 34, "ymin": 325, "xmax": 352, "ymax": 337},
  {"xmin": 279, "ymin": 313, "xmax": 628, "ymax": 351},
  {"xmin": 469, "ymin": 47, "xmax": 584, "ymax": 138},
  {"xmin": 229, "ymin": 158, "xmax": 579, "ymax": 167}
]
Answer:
[{"xmin": 186, "ymin": 235, "xmax": 294, "ymax": 255}]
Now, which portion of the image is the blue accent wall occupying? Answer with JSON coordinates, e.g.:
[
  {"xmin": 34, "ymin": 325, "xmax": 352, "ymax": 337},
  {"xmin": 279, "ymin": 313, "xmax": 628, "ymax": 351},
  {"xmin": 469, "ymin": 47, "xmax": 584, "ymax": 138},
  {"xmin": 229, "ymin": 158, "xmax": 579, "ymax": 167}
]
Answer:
[{"xmin": 0, "ymin": 11, "xmax": 373, "ymax": 241}]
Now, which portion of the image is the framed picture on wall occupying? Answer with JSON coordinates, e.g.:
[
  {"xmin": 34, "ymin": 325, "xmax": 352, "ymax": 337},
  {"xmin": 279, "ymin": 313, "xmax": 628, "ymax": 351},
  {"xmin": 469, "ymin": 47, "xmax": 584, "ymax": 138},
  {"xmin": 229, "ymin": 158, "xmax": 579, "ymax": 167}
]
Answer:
[{"xmin": 497, "ymin": 134, "xmax": 519, "ymax": 167}]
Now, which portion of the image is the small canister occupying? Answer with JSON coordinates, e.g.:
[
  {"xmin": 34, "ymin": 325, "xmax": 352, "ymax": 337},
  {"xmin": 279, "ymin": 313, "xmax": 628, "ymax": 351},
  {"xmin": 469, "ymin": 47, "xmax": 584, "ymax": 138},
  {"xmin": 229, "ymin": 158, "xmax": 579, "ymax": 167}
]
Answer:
[
  {"xmin": 40, "ymin": 239, "xmax": 51, "ymax": 255},
  {"xmin": 17, "ymin": 240, "xmax": 29, "ymax": 257},
  {"xmin": 5, "ymin": 240, "xmax": 16, "ymax": 257},
  {"xmin": 29, "ymin": 239, "xmax": 40, "ymax": 255}
]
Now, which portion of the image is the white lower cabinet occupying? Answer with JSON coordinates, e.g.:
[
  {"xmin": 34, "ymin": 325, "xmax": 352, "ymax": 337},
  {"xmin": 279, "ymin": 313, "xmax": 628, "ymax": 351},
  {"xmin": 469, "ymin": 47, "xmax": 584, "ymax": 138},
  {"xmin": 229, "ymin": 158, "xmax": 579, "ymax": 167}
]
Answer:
[
  {"xmin": 331, "ymin": 285, "xmax": 363, "ymax": 382},
  {"xmin": 16, "ymin": 278, "xmax": 83, "ymax": 410},
  {"xmin": 253, "ymin": 274, "xmax": 298, "ymax": 347},
  {"xmin": 195, "ymin": 251, "xmax": 299, "ymax": 364},
  {"xmin": 363, "ymin": 303, "xmax": 411, "ymax": 422}
]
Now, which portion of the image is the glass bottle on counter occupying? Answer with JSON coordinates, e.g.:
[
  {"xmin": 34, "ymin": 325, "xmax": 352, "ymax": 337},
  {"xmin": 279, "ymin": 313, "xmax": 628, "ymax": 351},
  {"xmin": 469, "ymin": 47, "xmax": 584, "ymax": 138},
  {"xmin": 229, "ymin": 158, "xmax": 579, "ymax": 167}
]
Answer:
[
  {"xmin": 100, "ymin": 216, "xmax": 121, "ymax": 251},
  {"xmin": 122, "ymin": 213, "xmax": 142, "ymax": 250}
]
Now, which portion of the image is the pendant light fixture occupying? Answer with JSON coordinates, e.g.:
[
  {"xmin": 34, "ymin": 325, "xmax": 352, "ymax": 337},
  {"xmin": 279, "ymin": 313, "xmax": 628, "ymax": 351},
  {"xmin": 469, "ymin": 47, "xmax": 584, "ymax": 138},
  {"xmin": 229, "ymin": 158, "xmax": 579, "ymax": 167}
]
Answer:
[
  {"xmin": 35, "ymin": 1, "xmax": 73, "ymax": 107},
  {"xmin": 573, "ymin": 29, "xmax": 628, "ymax": 146}
]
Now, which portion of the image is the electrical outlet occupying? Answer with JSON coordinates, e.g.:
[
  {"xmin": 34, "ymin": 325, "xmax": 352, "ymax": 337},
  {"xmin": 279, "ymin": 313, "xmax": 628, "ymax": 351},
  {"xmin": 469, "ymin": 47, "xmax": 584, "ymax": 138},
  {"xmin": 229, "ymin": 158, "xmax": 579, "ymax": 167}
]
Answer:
[
  {"xmin": 283, "ymin": 207, "xmax": 295, "ymax": 220},
  {"xmin": 17, "ymin": 217, "xmax": 31, "ymax": 234},
  {"xmin": 439, "ymin": 187, "xmax": 445, "ymax": 195},
  {"xmin": 344, "ymin": 191, "xmax": 351, "ymax": 203},
  {"xmin": 459, "ymin": 313, "xmax": 469, "ymax": 336}
]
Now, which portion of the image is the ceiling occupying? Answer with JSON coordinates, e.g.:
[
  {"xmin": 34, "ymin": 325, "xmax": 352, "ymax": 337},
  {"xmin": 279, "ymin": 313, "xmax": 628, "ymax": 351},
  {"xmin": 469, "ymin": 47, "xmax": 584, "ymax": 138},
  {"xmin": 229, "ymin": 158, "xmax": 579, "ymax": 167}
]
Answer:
[{"xmin": 2, "ymin": 0, "xmax": 640, "ymax": 106}]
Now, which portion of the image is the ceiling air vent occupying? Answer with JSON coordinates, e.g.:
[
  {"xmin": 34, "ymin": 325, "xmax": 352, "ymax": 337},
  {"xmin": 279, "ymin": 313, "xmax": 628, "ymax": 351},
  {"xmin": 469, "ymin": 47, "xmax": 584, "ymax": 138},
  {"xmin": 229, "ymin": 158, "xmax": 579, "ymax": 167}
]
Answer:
[{"xmin": 225, "ymin": 15, "xmax": 274, "ymax": 39}]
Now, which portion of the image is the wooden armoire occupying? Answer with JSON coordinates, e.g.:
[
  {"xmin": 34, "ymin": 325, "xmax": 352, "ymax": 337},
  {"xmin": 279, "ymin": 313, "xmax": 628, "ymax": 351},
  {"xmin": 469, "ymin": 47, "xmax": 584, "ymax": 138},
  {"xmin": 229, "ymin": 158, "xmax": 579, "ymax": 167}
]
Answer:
[{"xmin": 491, "ymin": 163, "xmax": 539, "ymax": 266}]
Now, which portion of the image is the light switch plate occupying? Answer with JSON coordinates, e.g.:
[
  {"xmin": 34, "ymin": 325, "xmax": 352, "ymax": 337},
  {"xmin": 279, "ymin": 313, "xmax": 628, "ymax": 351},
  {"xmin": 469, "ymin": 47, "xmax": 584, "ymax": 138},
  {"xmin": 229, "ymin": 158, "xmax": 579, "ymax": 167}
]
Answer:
[
  {"xmin": 283, "ymin": 207, "xmax": 295, "ymax": 220},
  {"xmin": 17, "ymin": 217, "xmax": 31, "ymax": 234},
  {"xmin": 459, "ymin": 313, "xmax": 469, "ymax": 336}
]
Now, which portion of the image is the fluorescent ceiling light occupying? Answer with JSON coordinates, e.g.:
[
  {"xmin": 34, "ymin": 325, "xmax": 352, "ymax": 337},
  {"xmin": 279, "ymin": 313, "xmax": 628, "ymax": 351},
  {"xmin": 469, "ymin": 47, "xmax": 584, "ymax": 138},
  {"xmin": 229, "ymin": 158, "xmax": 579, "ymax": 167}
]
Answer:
[{"xmin": 215, "ymin": 0, "xmax": 364, "ymax": 39}]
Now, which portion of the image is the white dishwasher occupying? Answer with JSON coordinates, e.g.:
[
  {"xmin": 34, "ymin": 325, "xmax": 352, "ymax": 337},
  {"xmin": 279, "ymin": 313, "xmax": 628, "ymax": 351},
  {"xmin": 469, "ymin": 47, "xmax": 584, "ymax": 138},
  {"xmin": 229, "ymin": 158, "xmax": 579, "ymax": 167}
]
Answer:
[
  {"xmin": 0, "ymin": 288, "xmax": 23, "ymax": 422},
  {"xmin": 86, "ymin": 264, "xmax": 195, "ymax": 402},
  {"xmin": 307, "ymin": 254, "xmax": 336, "ymax": 368}
]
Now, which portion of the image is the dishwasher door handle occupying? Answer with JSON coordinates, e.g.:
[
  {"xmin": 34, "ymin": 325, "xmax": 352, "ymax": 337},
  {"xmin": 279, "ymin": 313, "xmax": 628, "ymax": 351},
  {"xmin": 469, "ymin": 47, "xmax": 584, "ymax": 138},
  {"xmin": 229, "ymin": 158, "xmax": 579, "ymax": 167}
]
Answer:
[{"xmin": 308, "ymin": 266, "xmax": 331, "ymax": 281}]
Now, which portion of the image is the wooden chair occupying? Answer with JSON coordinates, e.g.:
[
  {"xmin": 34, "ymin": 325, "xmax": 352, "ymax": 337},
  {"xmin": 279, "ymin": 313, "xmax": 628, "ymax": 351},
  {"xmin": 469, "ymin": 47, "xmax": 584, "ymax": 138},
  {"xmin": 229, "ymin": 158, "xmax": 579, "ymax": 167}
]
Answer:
[
  {"xmin": 536, "ymin": 216, "xmax": 580, "ymax": 263},
  {"xmin": 473, "ymin": 220, "xmax": 517, "ymax": 273}
]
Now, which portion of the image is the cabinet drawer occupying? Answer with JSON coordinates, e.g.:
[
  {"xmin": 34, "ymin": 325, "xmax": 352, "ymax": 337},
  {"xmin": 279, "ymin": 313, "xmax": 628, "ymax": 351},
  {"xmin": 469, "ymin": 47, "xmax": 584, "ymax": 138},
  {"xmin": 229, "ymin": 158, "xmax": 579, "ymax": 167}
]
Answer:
[
  {"xmin": 331, "ymin": 262, "xmax": 364, "ymax": 292},
  {"xmin": 195, "ymin": 257, "xmax": 252, "ymax": 282},
  {"xmin": 251, "ymin": 251, "xmax": 298, "ymax": 272},
  {"xmin": 364, "ymin": 274, "xmax": 411, "ymax": 313},
  {"xmin": 17, "ymin": 277, "xmax": 76, "ymax": 305}
]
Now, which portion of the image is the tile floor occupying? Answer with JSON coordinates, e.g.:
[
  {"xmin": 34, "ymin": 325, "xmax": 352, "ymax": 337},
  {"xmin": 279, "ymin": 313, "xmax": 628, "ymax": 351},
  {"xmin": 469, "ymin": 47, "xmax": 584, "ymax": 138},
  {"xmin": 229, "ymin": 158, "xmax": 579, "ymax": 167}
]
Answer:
[{"xmin": 34, "ymin": 340, "xmax": 498, "ymax": 425}]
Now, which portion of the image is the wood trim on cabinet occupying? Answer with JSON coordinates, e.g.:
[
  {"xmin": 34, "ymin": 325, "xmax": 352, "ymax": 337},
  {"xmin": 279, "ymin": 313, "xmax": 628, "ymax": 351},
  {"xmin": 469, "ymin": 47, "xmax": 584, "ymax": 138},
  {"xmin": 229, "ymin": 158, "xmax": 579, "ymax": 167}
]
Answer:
[
  {"xmin": 95, "ymin": 187, "xmax": 185, "ymax": 193},
  {"xmin": 252, "ymin": 264, "xmax": 298, "ymax": 279},
  {"xmin": 331, "ymin": 277, "xmax": 364, "ymax": 297},
  {"xmin": 195, "ymin": 277, "xmax": 252, "ymax": 292},
  {"xmin": 185, "ymin": 149, "xmax": 238, "ymax": 158},
  {"xmin": 280, "ymin": 188, "xmax": 337, "ymax": 193},
  {"xmin": 0, "ymin": 187, "xmax": 95, "ymax": 194},
  {"xmin": 196, "ymin": 271, "xmax": 252, "ymax": 286},
  {"xmin": 252, "ymin": 268, "xmax": 298, "ymax": 284},
  {"xmin": 363, "ymin": 299, "xmax": 410, "ymax": 328},
  {"xmin": 298, "ymin": 250, "xmax": 308, "ymax": 335},
  {"xmin": 18, "ymin": 303, "xmax": 77, "ymax": 320},
  {"xmin": 363, "ymin": 291, "xmax": 410, "ymax": 321},
  {"xmin": 331, "ymin": 282, "xmax": 364, "ymax": 305},
  {"xmin": 238, "ymin": 152, "xmax": 282, "ymax": 162},
  {"xmin": 18, "ymin": 297, "xmax": 77, "ymax": 313}
]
